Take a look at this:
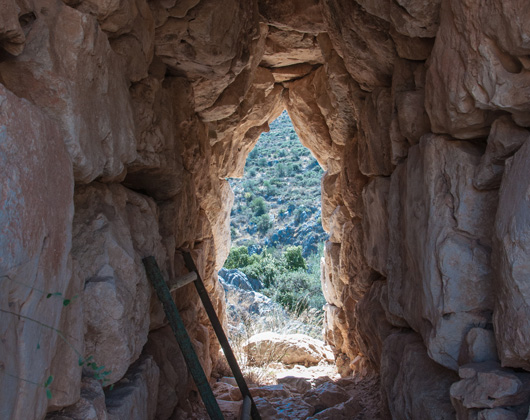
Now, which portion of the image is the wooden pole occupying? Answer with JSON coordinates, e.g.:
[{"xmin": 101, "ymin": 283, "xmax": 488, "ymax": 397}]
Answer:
[
  {"xmin": 182, "ymin": 252, "xmax": 261, "ymax": 420},
  {"xmin": 142, "ymin": 256, "xmax": 224, "ymax": 420}
]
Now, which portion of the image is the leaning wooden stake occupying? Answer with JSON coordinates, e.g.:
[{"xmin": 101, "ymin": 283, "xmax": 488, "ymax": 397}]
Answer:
[
  {"xmin": 183, "ymin": 252, "xmax": 262, "ymax": 420},
  {"xmin": 142, "ymin": 256, "xmax": 224, "ymax": 420}
]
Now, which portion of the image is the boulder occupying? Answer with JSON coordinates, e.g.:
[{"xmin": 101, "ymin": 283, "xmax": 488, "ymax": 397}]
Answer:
[
  {"xmin": 450, "ymin": 362, "xmax": 530, "ymax": 414},
  {"xmin": 45, "ymin": 377, "xmax": 107, "ymax": 420},
  {"xmin": 143, "ymin": 326, "xmax": 189, "ymax": 420},
  {"xmin": 208, "ymin": 71, "xmax": 285, "ymax": 178},
  {"xmin": 381, "ymin": 332, "xmax": 459, "ymax": 420},
  {"xmin": 459, "ymin": 328, "xmax": 499, "ymax": 366},
  {"xmin": 425, "ymin": 0, "xmax": 530, "ymax": 139},
  {"xmin": 258, "ymin": 0, "xmax": 326, "ymax": 33},
  {"xmin": 321, "ymin": 241, "xmax": 344, "ymax": 308},
  {"xmin": 390, "ymin": 0, "xmax": 441, "ymax": 38},
  {"xmin": 277, "ymin": 374, "xmax": 312, "ymax": 394},
  {"xmin": 215, "ymin": 399, "xmax": 243, "ymax": 420},
  {"xmin": 478, "ymin": 408, "xmax": 519, "ymax": 420},
  {"xmin": 275, "ymin": 398, "xmax": 315, "ymax": 419},
  {"xmin": 219, "ymin": 268, "xmax": 262, "ymax": 291},
  {"xmin": 474, "ymin": 115, "xmax": 530, "ymax": 190},
  {"xmin": 67, "ymin": 0, "xmax": 156, "ymax": 82},
  {"xmin": 318, "ymin": 34, "xmax": 365, "ymax": 146},
  {"xmin": 353, "ymin": 281, "xmax": 396, "ymax": 371},
  {"xmin": 0, "ymin": 84, "xmax": 74, "ymax": 419},
  {"xmin": 213, "ymin": 382, "xmax": 243, "ymax": 402},
  {"xmin": 387, "ymin": 134, "xmax": 498, "ymax": 370},
  {"xmin": 261, "ymin": 28, "xmax": 324, "ymax": 68},
  {"xmin": 320, "ymin": 0, "xmax": 395, "ymax": 90},
  {"xmin": 249, "ymin": 384, "xmax": 291, "ymax": 401},
  {"xmin": 154, "ymin": 0, "xmax": 260, "ymax": 113},
  {"xmin": 243, "ymin": 332, "xmax": 334, "ymax": 366},
  {"xmin": 286, "ymin": 68, "xmax": 341, "ymax": 172},
  {"xmin": 105, "ymin": 356, "xmax": 160, "ymax": 420},
  {"xmin": 339, "ymin": 222, "xmax": 378, "ymax": 301},
  {"xmin": 307, "ymin": 397, "xmax": 363, "ymax": 420},
  {"xmin": 0, "ymin": 0, "xmax": 136, "ymax": 183},
  {"xmin": 0, "ymin": 0, "xmax": 27, "ymax": 55},
  {"xmin": 253, "ymin": 397, "xmax": 280, "ymax": 419},
  {"xmin": 222, "ymin": 279, "xmax": 279, "ymax": 318},
  {"xmin": 302, "ymin": 382, "xmax": 350, "ymax": 413},
  {"xmin": 390, "ymin": 28, "xmax": 435, "ymax": 61},
  {"xmin": 72, "ymin": 183, "xmax": 165, "ymax": 384},
  {"xmin": 125, "ymin": 76, "xmax": 188, "ymax": 201},
  {"xmin": 358, "ymin": 88, "xmax": 394, "ymax": 177},
  {"xmin": 493, "ymin": 139, "xmax": 530, "ymax": 370}
]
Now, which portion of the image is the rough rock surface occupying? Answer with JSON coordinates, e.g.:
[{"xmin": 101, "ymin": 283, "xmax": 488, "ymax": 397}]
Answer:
[
  {"xmin": 143, "ymin": 326, "xmax": 188, "ymax": 420},
  {"xmin": 362, "ymin": 177, "xmax": 390, "ymax": 276},
  {"xmin": 493, "ymin": 139, "xmax": 530, "ymax": 371},
  {"xmin": 387, "ymin": 135, "xmax": 498, "ymax": 371},
  {"xmin": 0, "ymin": 0, "xmax": 135, "ymax": 183},
  {"xmin": 450, "ymin": 361, "xmax": 530, "ymax": 412},
  {"xmin": 0, "ymin": 84, "xmax": 74, "ymax": 420},
  {"xmin": 381, "ymin": 332, "xmax": 459, "ymax": 420},
  {"xmin": 105, "ymin": 356, "xmax": 160, "ymax": 420},
  {"xmin": 474, "ymin": 116, "xmax": 530, "ymax": 190},
  {"xmin": 72, "ymin": 184, "xmax": 159, "ymax": 384},
  {"xmin": 2, "ymin": 0, "xmax": 530, "ymax": 418},
  {"xmin": 46, "ymin": 377, "xmax": 107, "ymax": 420},
  {"xmin": 425, "ymin": 0, "xmax": 530, "ymax": 138}
]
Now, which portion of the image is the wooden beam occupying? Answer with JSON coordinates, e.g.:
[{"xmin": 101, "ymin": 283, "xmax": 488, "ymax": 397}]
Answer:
[
  {"xmin": 241, "ymin": 396, "xmax": 252, "ymax": 420},
  {"xmin": 169, "ymin": 271, "xmax": 198, "ymax": 292},
  {"xmin": 183, "ymin": 252, "xmax": 261, "ymax": 420},
  {"xmin": 142, "ymin": 256, "xmax": 224, "ymax": 420}
]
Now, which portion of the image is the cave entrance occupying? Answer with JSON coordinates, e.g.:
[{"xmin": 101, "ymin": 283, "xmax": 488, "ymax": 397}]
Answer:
[{"xmin": 217, "ymin": 110, "xmax": 335, "ymax": 384}]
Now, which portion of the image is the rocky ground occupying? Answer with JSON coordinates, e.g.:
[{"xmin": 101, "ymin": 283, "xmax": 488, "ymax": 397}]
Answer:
[
  {"xmin": 194, "ymin": 268, "xmax": 391, "ymax": 420},
  {"xmin": 180, "ymin": 363, "xmax": 388, "ymax": 420}
]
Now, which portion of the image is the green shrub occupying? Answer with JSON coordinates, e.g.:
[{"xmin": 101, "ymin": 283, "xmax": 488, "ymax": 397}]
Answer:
[
  {"xmin": 225, "ymin": 246, "xmax": 256, "ymax": 268},
  {"xmin": 265, "ymin": 269, "xmax": 324, "ymax": 313},
  {"xmin": 241, "ymin": 254, "xmax": 279, "ymax": 288},
  {"xmin": 276, "ymin": 163, "xmax": 286, "ymax": 177},
  {"xmin": 252, "ymin": 214, "xmax": 271, "ymax": 234},
  {"xmin": 250, "ymin": 197, "xmax": 267, "ymax": 216},
  {"xmin": 282, "ymin": 246, "xmax": 307, "ymax": 271}
]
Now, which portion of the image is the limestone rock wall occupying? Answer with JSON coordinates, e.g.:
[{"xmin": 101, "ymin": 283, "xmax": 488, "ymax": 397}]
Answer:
[{"xmin": 1, "ymin": 0, "xmax": 530, "ymax": 419}]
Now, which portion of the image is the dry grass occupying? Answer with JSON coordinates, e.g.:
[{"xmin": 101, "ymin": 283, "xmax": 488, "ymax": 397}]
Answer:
[{"xmin": 220, "ymin": 285, "xmax": 325, "ymax": 385}]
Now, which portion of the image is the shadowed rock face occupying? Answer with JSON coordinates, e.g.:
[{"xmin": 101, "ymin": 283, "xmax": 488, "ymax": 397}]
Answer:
[{"xmin": 1, "ymin": 0, "xmax": 530, "ymax": 419}]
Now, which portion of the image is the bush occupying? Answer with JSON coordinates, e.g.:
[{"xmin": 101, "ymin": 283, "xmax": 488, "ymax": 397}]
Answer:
[
  {"xmin": 225, "ymin": 246, "xmax": 258, "ymax": 269},
  {"xmin": 252, "ymin": 214, "xmax": 271, "ymax": 234},
  {"xmin": 282, "ymin": 246, "xmax": 307, "ymax": 271},
  {"xmin": 265, "ymin": 270, "xmax": 324, "ymax": 313},
  {"xmin": 241, "ymin": 254, "xmax": 279, "ymax": 288},
  {"xmin": 276, "ymin": 163, "xmax": 286, "ymax": 177},
  {"xmin": 248, "ymin": 148, "xmax": 259, "ymax": 161},
  {"xmin": 250, "ymin": 197, "xmax": 267, "ymax": 216}
]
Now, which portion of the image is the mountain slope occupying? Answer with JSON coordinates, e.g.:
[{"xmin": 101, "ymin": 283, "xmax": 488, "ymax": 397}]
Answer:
[{"xmin": 228, "ymin": 111, "xmax": 328, "ymax": 257}]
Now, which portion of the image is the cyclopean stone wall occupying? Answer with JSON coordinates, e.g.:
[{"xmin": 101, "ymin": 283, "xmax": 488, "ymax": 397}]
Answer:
[{"xmin": 1, "ymin": 0, "xmax": 530, "ymax": 419}]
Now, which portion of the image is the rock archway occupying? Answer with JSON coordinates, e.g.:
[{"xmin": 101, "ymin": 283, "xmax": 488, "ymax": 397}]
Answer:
[{"xmin": 1, "ymin": 0, "xmax": 530, "ymax": 419}]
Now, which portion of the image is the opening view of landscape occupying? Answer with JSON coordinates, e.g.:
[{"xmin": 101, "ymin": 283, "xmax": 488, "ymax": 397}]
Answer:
[{"xmin": 218, "ymin": 111, "xmax": 335, "ymax": 384}]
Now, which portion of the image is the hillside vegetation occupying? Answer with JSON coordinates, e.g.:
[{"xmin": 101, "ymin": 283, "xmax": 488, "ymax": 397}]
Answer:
[
  {"xmin": 229, "ymin": 111, "xmax": 327, "ymax": 257},
  {"xmin": 226, "ymin": 111, "xmax": 328, "ymax": 313}
]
